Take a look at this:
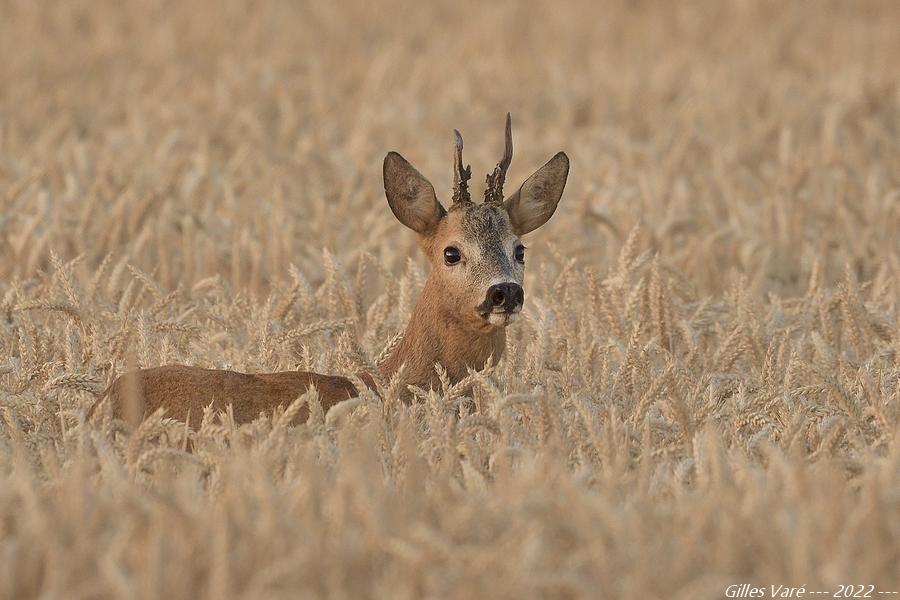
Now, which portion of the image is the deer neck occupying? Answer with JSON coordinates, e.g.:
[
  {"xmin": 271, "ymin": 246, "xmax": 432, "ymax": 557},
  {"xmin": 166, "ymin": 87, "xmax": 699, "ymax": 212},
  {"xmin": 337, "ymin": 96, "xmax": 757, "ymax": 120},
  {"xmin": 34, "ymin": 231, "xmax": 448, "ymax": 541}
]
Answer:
[{"xmin": 378, "ymin": 276, "xmax": 505, "ymax": 390}]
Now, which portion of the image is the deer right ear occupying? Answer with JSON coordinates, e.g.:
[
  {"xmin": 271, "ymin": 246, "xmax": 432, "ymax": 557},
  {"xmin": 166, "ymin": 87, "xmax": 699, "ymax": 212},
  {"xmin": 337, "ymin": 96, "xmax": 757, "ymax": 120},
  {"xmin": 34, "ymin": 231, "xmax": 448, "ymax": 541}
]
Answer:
[
  {"xmin": 383, "ymin": 152, "xmax": 446, "ymax": 234},
  {"xmin": 504, "ymin": 152, "xmax": 569, "ymax": 235}
]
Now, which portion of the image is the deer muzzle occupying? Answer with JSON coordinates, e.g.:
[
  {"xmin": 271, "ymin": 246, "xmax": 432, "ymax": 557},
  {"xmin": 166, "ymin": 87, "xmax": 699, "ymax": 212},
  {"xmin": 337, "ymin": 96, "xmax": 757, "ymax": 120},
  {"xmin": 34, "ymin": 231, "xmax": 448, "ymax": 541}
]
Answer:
[{"xmin": 478, "ymin": 282, "xmax": 524, "ymax": 323}]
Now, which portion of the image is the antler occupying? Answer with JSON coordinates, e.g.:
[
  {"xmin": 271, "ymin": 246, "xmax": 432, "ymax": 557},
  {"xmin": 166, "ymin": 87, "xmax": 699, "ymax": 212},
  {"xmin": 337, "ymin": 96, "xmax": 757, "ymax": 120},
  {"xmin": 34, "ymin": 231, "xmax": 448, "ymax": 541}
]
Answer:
[
  {"xmin": 452, "ymin": 129, "xmax": 472, "ymax": 205},
  {"xmin": 484, "ymin": 113, "xmax": 513, "ymax": 205}
]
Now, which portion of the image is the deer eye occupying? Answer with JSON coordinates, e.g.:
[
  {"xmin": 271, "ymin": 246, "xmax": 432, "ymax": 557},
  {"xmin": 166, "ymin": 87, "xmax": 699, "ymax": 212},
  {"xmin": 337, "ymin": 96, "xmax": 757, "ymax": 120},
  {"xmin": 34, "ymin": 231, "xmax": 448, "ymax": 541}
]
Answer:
[
  {"xmin": 443, "ymin": 246, "xmax": 462, "ymax": 265},
  {"xmin": 514, "ymin": 244, "xmax": 526, "ymax": 263}
]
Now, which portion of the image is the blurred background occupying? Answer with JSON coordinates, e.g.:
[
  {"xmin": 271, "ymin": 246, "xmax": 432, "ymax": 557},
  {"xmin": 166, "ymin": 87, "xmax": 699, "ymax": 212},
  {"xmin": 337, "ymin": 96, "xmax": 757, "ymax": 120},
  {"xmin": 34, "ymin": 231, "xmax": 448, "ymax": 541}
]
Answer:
[
  {"xmin": 1, "ymin": 0, "xmax": 898, "ymax": 296},
  {"xmin": 2, "ymin": 4, "xmax": 900, "ymax": 596}
]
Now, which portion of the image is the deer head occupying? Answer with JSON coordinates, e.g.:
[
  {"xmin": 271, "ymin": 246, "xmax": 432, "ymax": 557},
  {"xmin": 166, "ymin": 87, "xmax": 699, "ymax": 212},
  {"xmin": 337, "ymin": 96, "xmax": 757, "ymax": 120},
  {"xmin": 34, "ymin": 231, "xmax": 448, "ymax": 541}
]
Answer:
[{"xmin": 383, "ymin": 114, "xmax": 569, "ymax": 339}]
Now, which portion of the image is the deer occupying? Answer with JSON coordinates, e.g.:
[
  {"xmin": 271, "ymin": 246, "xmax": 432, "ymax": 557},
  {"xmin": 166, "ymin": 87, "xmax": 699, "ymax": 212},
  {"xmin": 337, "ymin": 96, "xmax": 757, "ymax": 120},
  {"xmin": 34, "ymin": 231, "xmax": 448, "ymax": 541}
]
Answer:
[{"xmin": 90, "ymin": 114, "xmax": 569, "ymax": 428}]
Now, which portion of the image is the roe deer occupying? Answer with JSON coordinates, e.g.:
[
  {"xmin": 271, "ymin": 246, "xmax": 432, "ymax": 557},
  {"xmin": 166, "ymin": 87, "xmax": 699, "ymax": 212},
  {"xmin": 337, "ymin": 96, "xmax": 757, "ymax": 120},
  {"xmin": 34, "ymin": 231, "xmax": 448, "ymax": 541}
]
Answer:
[{"xmin": 91, "ymin": 114, "xmax": 569, "ymax": 427}]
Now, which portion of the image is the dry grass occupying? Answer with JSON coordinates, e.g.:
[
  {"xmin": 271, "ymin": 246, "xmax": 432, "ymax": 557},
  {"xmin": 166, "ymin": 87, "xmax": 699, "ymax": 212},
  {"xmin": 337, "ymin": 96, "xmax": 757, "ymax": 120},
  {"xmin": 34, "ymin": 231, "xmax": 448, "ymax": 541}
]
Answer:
[{"xmin": 2, "ymin": 0, "xmax": 900, "ymax": 598}]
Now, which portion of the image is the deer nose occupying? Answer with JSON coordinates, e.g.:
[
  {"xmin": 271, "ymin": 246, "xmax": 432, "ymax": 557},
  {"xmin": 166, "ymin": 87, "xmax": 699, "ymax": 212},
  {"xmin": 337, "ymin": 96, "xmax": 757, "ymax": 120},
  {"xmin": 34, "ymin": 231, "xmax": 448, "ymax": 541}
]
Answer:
[{"xmin": 486, "ymin": 283, "xmax": 524, "ymax": 313}]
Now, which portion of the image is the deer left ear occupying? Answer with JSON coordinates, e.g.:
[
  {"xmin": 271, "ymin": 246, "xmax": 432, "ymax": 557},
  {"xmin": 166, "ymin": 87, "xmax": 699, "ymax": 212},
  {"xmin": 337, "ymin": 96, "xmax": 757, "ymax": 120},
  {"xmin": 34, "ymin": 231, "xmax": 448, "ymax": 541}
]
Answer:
[
  {"xmin": 384, "ymin": 152, "xmax": 446, "ymax": 234},
  {"xmin": 504, "ymin": 152, "xmax": 569, "ymax": 235}
]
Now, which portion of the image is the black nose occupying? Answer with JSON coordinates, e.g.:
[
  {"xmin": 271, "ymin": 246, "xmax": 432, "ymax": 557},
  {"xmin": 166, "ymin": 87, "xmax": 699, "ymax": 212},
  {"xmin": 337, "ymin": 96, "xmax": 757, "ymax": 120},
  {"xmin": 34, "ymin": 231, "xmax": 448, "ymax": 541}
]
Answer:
[{"xmin": 485, "ymin": 283, "xmax": 524, "ymax": 313}]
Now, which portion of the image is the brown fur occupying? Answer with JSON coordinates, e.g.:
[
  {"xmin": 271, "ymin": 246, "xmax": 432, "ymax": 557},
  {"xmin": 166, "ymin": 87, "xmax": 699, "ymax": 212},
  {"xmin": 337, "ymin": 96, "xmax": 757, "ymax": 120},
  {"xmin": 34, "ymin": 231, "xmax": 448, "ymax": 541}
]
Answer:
[
  {"xmin": 91, "ymin": 366, "xmax": 365, "ymax": 427},
  {"xmin": 92, "ymin": 118, "xmax": 567, "ymax": 429},
  {"xmin": 379, "ymin": 276, "xmax": 506, "ymax": 392}
]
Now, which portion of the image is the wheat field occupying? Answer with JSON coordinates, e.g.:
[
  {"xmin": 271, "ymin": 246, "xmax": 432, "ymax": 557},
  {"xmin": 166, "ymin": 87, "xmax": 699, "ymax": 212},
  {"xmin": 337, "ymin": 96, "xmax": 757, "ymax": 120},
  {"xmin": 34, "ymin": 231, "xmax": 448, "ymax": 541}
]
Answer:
[{"xmin": 1, "ymin": 1, "xmax": 899, "ymax": 598}]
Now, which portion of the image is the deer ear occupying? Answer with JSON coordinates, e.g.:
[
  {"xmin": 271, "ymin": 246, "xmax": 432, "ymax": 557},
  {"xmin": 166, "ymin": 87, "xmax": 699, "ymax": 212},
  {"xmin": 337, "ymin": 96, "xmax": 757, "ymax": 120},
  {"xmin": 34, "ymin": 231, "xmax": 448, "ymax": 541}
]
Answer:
[
  {"xmin": 504, "ymin": 152, "xmax": 569, "ymax": 235},
  {"xmin": 383, "ymin": 152, "xmax": 446, "ymax": 234}
]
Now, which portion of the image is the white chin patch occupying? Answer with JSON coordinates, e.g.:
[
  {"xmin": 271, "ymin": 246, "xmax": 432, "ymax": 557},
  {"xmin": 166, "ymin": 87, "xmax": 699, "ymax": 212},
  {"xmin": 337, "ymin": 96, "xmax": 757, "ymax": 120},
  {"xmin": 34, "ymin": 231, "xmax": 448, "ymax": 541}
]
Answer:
[{"xmin": 487, "ymin": 312, "xmax": 519, "ymax": 326}]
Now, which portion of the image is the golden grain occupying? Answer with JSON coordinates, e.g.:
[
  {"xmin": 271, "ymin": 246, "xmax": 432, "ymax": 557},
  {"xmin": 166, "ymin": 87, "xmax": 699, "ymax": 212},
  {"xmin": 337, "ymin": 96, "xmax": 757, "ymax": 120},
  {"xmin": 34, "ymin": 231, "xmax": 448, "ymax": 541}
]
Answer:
[{"xmin": 1, "ymin": 0, "xmax": 899, "ymax": 597}]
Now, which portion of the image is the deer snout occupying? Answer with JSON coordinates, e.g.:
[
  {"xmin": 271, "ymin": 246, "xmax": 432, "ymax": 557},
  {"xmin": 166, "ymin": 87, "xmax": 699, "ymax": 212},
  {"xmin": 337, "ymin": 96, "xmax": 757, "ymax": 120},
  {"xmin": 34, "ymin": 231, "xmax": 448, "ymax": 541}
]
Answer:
[{"xmin": 483, "ymin": 282, "xmax": 524, "ymax": 314}]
